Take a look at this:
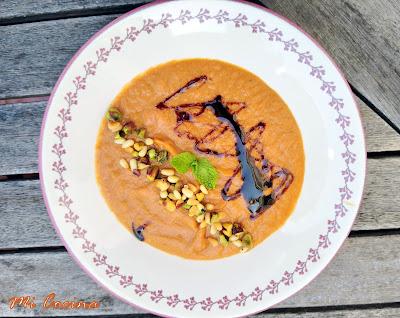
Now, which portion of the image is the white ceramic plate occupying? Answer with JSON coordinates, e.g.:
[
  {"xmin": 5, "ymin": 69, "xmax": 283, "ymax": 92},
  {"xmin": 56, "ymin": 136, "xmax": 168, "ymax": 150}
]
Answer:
[{"xmin": 40, "ymin": 1, "xmax": 366, "ymax": 317}]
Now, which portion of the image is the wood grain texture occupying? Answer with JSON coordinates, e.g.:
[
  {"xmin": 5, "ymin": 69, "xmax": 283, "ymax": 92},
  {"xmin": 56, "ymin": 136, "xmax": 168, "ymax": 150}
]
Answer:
[
  {"xmin": 0, "ymin": 15, "xmax": 118, "ymax": 99},
  {"xmin": 0, "ymin": 235, "xmax": 399, "ymax": 316},
  {"xmin": 0, "ymin": 180, "xmax": 60, "ymax": 249},
  {"xmin": 355, "ymin": 157, "xmax": 400, "ymax": 231},
  {"xmin": 1, "ymin": 0, "xmax": 399, "ymax": 134},
  {"xmin": 0, "ymin": 156, "xmax": 399, "ymax": 249},
  {"xmin": 359, "ymin": 99, "xmax": 400, "ymax": 153},
  {"xmin": 0, "ymin": 0, "xmax": 151, "ymax": 25},
  {"xmin": 0, "ymin": 95, "xmax": 399, "ymax": 176},
  {"xmin": 0, "ymin": 102, "xmax": 45, "ymax": 175},
  {"xmin": 253, "ymin": 307, "xmax": 400, "ymax": 318},
  {"xmin": 261, "ymin": 0, "xmax": 400, "ymax": 130}
]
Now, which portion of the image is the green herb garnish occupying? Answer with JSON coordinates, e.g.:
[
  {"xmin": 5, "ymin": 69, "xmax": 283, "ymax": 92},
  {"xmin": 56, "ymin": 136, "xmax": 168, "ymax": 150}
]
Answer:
[
  {"xmin": 171, "ymin": 152, "xmax": 196, "ymax": 173},
  {"xmin": 171, "ymin": 152, "xmax": 218, "ymax": 189}
]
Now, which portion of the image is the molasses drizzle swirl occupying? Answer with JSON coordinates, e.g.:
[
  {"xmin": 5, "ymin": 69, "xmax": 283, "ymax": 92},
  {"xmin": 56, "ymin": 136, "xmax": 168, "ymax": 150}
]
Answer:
[{"xmin": 156, "ymin": 76, "xmax": 293, "ymax": 218}]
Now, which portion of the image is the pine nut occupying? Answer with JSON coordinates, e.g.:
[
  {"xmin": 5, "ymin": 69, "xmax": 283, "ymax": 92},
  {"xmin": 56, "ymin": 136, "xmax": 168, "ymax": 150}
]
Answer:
[
  {"xmin": 164, "ymin": 199, "xmax": 176, "ymax": 212},
  {"xmin": 232, "ymin": 240, "xmax": 243, "ymax": 248},
  {"xmin": 119, "ymin": 158, "xmax": 129, "ymax": 169},
  {"xmin": 167, "ymin": 175, "xmax": 179, "ymax": 183},
  {"xmin": 200, "ymin": 184, "xmax": 208, "ymax": 194},
  {"xmin": 114, "ymin": 138, "xmax": 126, "ymax": 145},
  {"xmin": 129, "ymin": 159, "xmax": 138, "ymax": 171},
  {"xmin": 122, "ymin": 139, "xmax": 134, "ymax": 148},
  {"xmin": 138, "ymin": 162, "xmax": 149, "ymax": 170},
  {"xmin": 188, "ymin": 183, "xmax": 198, "ymax": 193},
  {"xmin": 206, "ymin": 203, "xmax": 214, "ymax": 211},
  {"xmin": 108, "ymin": 121, "xmax": 122, "ymax": 132},
  {"xmin": 144, "ymin": 138, "xmax": 154, "ymax": 145},
  {"xmin": 223, "ymin": 223, "xmax": 233, "ymax": 231},
  {"xmin": 174, "ymin": 181, "xmax": 183, "ymax": 191},
  {"xmin": 156, "ymin": 179, "xmax": 170, "ymax": 191},
  {"xmin": 188, "ymin": 206, "xmax": 199, "ymax": 217},
  {"xmin": 168, "ymin": 192, "xmax": 177, "ymax": 201},
  {"xmin": 196, "ymin": 214, "xmax": 204, "ymax": 223},
  {"xmin": 210, "ymin": 224, "xmax": 217, "ymax": 235},
  {"xmin": 161, "ymin": 169, "xmax": 175, "ymax": 176},
  {"xmin": 205, "ymin": 212, "xmax": 211, "ymax": 224},
  {"xmin": 223, "ymin": 230, "xmax": 231, "ymax": 237},
  {"xmin": 187, "ymin": 198, "xmax": 199, "ymax": 206},
  {"xmin": 196, "ymin": 192, "xmax": 204, "ymax": 202},
  {"xmin": 133, "ymin": 143, "xmax": 142, "ymax": 151},
  {"xmin": 182, "ymin": 188, "xmax": 194, "ymax": 198},
  {"xmin": 173, "ymin": 190, "xmax": 182, "ymax": 200},
  {"xmin": 160, "ymin": 191, "xmax": 168, "ymax": 199},
  {"xmin": 138, "ymin": 146, "xmax": 148, "ymax": 157},
  {"xmin": 214, "ymin": 222, "xmax": 222, "ymax": 231},
  {"xmin": 124, "ymin": 146, "xmax": 134, "ymax": 153}
]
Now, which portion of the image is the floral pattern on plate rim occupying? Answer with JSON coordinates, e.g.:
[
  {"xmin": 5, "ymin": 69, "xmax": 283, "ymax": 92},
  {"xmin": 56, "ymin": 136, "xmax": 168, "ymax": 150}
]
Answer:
[{"xmin": 50, "ymin": 9, "xmax": 356, "ymax": 312}]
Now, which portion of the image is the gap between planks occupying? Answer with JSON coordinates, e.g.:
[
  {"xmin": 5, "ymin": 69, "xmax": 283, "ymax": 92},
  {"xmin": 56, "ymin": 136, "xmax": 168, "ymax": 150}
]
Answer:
[
  {"xmin": 0, "ymin": 1, "xmax": 152, "ymax": 27},
  {"xmin": 0, "ymin": 235, "xmax": 399, "ymax": 315},
  {"xmin": 0, "ymin": 0, "xmax": 266, "ymax": 27},
  {"xmin": 0, "ymin": 86, "xmax": 399, "ymax": 176},
  {"xmin": 0, "ymin": 155, "xmax": 399, "ymax": 250},
  {"xmin": 0, "ymin": 228, "xmax": 400, "ymax": 255}
]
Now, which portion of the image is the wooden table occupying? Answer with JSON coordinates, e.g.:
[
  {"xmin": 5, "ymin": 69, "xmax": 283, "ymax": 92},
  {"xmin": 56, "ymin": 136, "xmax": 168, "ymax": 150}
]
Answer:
[{"xmin": 1, "ymin": 0, "xmax": 399, "ymax": 317}]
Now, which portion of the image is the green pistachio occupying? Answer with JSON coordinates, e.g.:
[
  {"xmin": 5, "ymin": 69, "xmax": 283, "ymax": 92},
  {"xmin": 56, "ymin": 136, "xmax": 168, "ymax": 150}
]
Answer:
[
  {"xmin": 148, "ymin": 148, "xmax": 157, "ymax": 160},
  {"xmin": 219, "ymin": 234, "xmax": 229, "ymax": 247},
  {"xmin": 241, "ymin": 234, "xmax": 253, "ymax": 248},
  {"xmin": 135, "ymin": 128, "xmax": 146, "ymax": 139},
  {"xmin": 131, "ymin": 151, "xmax": 139, "ymax": 158},
  {"xmin": 183, "ymin": 204, "xmax": 191, "ymax": 210},
  {"xmin": 114, "ymin": 131, "xmax": 124, "ymax": 140},
  {"xmin": 106, "ymin": 107, "xmax": 122, "ymax": 122},
  {"xmin": 210, "ymin": 213, "xmax": 220, "ymax": 224},
  {"xmin": 157, "ymin": 150, "xmax": 169, "ymax": 163},
  {"xmin": 121, "ymin": 122, "xmax": 134, "ymax": 137}
]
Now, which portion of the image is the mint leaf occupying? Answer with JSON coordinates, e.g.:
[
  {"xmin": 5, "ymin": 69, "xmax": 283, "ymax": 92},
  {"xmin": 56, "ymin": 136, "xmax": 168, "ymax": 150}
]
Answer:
[
  {"xmin": 192, "ymin": 158, "xmax": 218, "ymax": 189},
  {"xmin": 171, "ymin": 152, "xmax": 197, "ymax": 173}
]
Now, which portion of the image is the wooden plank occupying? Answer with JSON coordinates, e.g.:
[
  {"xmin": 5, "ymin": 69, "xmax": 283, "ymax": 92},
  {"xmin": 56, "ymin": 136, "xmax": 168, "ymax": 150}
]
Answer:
[
  {"xmin": 359, "ymin": 99, "xmax": 400, "ymax": 153},
  {"xmin": 0, "ymin": 180, "xmax": 60, "ymax": 249},
  {"xmin": 261, "ymin": 0, "xmax": 400, "ymax": 130},
  {"xmin": 0, "ymin": 0, "xmax": 399, "ymax": 136},
  {"xmin": 0, "ymin": 0, "xmax": 263, "ymax": 24},
  {"xmin": 0, "ymin": 94, "xmax": 399, "ymax": 176},
  {"xmin": 355, "ymin": 157, "xmax": 400, "ymax": 231},
  {"xmin": 0, "ymin": 156, "xmax": 399, "ymax": 249},
  {"xmin": 0, "ymin": 1, "xmax": 151, "ymax": 25},
  {"xmin": 0, "ymin": 15, "xmax": 118, "ymax": 99},
  {"xmin": 0, "ymin": 235, "xmax": 399, "ymax": 316},
  {"xmin": 0, "ymin": 102, "xmax": 45, "ymax": 175},
  {"xmin": 254, "ymin": 307, "xmax": 400, "ymax": 317}
]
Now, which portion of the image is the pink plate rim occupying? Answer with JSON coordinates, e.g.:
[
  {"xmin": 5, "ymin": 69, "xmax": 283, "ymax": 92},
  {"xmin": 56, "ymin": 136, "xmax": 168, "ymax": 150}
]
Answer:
[{"xmin": 39, "ymin": 0, "xmax": 367, "ymax": 317}]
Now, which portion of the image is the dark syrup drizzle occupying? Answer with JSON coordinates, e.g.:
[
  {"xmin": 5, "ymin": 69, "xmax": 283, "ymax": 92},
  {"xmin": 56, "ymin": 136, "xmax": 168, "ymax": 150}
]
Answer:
[
  {"xmin": 156, "ymin": 76, "xmax": 293, "ymax": 218},
  {"xmin": 132, "ymin": 222, "xmax": 147, "ymax": 241}
]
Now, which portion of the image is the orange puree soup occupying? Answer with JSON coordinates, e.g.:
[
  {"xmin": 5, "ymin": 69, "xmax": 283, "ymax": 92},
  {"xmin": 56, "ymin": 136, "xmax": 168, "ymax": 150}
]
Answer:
[{"xmin": 95, "ymin": 59, "xmax": 304, "ymax": 260}]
